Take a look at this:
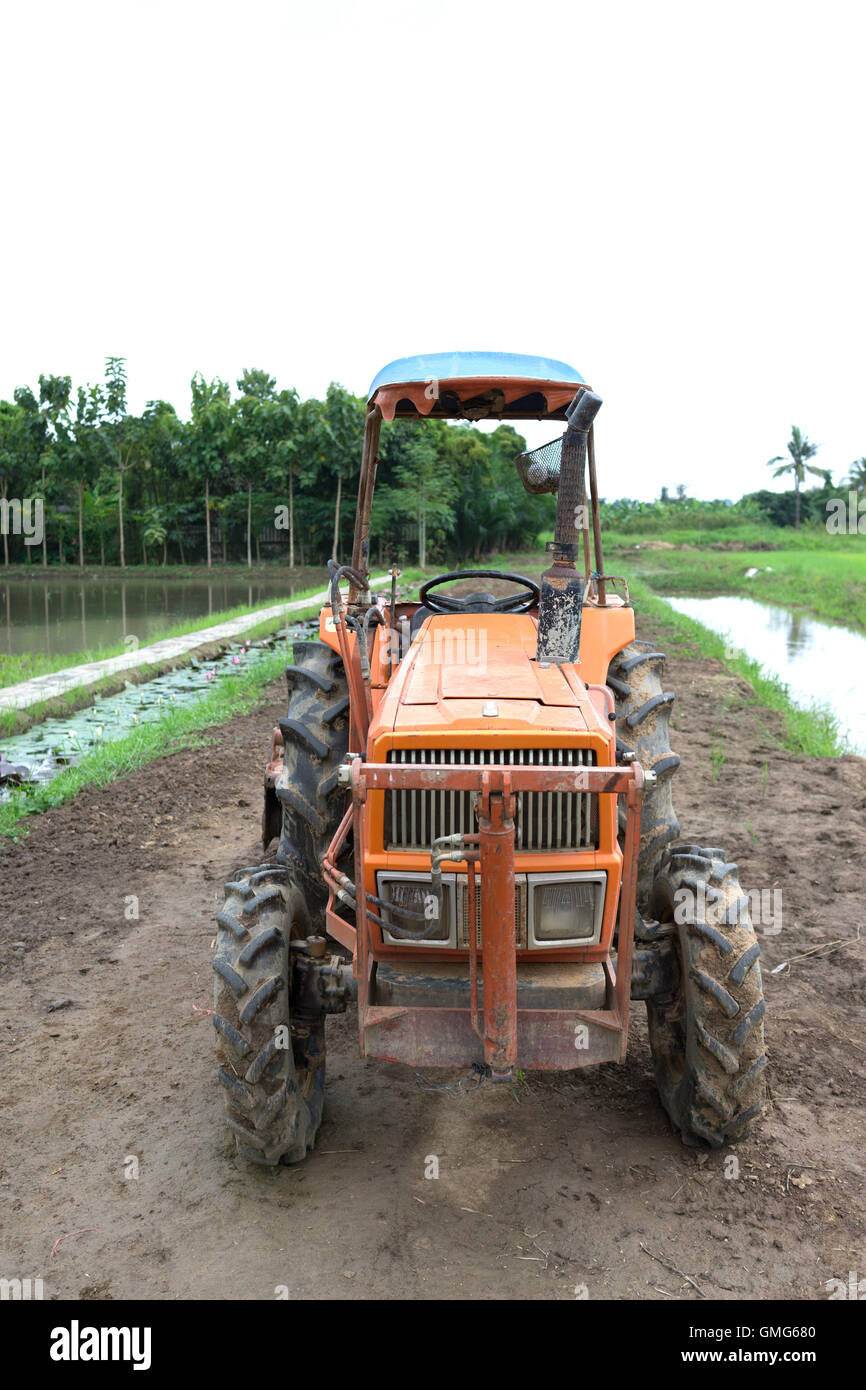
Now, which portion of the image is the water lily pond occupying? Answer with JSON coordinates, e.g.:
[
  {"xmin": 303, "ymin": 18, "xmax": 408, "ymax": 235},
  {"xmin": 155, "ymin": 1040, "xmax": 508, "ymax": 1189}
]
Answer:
[{"xmin": 0, "ymin": 630, "xmax": 305, "ymax": 796}]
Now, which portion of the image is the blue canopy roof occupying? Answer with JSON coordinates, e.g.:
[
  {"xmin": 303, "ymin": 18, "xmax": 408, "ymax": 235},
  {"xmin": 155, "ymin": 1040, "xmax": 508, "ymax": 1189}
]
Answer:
[{"xmin": 368, "ymin": 351, "xmax": 584, "ymax": 400}]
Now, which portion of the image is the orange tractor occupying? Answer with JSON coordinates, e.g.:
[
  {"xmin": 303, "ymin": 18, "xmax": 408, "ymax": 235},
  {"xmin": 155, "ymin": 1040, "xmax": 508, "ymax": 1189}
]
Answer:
[{"xmin": 213, "ymin": 353, "xmax": 766, "ymax": 1164}]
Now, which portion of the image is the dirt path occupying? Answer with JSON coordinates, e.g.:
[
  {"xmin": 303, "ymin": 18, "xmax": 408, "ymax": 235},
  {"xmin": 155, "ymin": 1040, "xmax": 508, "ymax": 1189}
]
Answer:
[{"xmin": 1, "ymin": 618, "xmax": 864, "ymax": 1301}]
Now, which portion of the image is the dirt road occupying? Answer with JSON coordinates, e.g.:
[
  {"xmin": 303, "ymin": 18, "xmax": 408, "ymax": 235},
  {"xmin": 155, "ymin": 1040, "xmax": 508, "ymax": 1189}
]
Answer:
[{"xmin": 2, "ymin": 617, "xmax": 864, "ymax": 1300}]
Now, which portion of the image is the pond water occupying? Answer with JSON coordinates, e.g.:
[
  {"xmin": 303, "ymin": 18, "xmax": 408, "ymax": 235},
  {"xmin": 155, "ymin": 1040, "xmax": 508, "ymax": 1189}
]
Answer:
[
  {"xmin": 0, "ymin": 620, "xmax": 318, "ymax": 798},
  {"xmin": 0, "ymin": 571, "xmax": 326, "ymax": 657},
  {"xmin": 665, "ymin": 594, "xmax": 866, "ymax": 755}
]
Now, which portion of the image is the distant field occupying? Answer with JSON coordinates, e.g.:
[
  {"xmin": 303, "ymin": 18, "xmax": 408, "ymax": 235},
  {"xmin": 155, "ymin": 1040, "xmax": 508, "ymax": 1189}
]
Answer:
[
  {"xmin": 605, "ymin": 522, "xmax": 865, "ymax": 551},
  {"xmin": 622, "ymin": 547, "xmax": 866, "ymax": 632},
  {"xmin": 491, "ymin": 538, "xmax": 866, "ymax": 632}
]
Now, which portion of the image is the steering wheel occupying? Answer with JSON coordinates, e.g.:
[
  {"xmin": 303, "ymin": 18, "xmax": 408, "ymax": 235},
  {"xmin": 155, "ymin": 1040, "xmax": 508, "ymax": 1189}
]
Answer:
[{"xmin": 418, "ymin": 569, "xmax": 541, "ymax": 615}]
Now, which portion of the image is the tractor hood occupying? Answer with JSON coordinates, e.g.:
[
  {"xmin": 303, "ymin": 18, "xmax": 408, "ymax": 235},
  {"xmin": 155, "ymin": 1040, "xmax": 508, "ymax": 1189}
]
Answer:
[{"xmin": 372, "ymin": 613, "xmax": 605, "ymax": 741}]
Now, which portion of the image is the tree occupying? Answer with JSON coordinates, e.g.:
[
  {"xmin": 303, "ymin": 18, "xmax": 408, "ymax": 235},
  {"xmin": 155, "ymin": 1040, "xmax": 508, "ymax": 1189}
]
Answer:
[
  {"xmin": 0, "ymin": 400, "xmax": 29, "ymax": 567},
  {"xmin": 767, "ymin": 426, "xmax": 823, "ymax": 528},
  {"xmin": 267, "ymin": 388, "xmax": 301, "ymax": 567},
  {"xmin": 83, "ymin": 480, "xmax": 117, "ymax": 568},
  {"xmin": 39, "ymin": 375, "xmax": 73, "ymax": 565},
  {"xmin": 185, "ymin": 374, "xmax": 232, "ymax": 568},
  {"xmin": 845, "ymin": 458, "xmax": 866, "ymax": 495},
  {"xmin": 139, "ymin": 399, "xmax": 181, "ymax": 564},
  {"xmin": 12, "ymin": 377, "xmax": 69, "ymax": 566},
  {"xmin": 311, "ymin": 384, "xmax": 364, "ymax": 561},
  {"xmin": 63, "ymin": 385, "xmax": 102, "ymax": 567},
  {"xmin": 100, "ymin": 357, "xmax": 141, "ymax": 568},
  {"xmin": 234, "ymin": 369, "xmax": 276, "ymax": 568},
  {"xmin": 377, "ymin": 418, "xmax": 454, "ymax": 566}
]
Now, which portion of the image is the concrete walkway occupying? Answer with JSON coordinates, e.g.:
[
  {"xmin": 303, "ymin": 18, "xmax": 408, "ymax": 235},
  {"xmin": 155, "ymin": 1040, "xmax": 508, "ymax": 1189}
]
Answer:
[{"xmin": 0, "ymin": 578, "xmax": 389, "ymax": 713}]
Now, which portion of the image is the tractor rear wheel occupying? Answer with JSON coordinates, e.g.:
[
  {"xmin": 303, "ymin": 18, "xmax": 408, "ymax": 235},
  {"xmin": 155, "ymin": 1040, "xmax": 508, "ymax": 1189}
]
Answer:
[
  {"xmin": 646, "ymin": 845, "xmax": 767, "ymax": 1148},
  {"xmin": 276, "ymin": 639, "xmax": 351, "ymax": 929},
  {"xmin": 213, "ymin": 864, "xmax": 326, "ymax": 1165},
  {"xmin": 607, "ymin": 640, "xmax": 680, "ymax": 910}
]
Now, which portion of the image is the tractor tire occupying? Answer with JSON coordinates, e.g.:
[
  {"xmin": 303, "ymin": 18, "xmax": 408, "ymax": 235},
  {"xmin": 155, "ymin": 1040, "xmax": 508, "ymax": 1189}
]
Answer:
[
  {"xmin": 213, "ymin": 864, "xmax": 326, "ymax": 1165},
  {"xmin": 607, "ymin": 639, "xmax": 680, "ymax": 910},
  {"xmin": 645, "ymin": 845, "xmax": 767, "ymax": 1148},
  {"xmin": 276, "ymin": 639, "xmax": 351, "ymax": 928}
]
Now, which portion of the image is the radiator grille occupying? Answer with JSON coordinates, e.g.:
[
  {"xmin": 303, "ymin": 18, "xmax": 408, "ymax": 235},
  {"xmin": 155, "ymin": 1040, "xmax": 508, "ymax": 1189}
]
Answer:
[
  {"xmin": 384, "ymin": 747, "xmax": 597, "ymax": 852},
  {"xmin": 457, "ymin": 875, "xmax": 527, "ymax": 947}
]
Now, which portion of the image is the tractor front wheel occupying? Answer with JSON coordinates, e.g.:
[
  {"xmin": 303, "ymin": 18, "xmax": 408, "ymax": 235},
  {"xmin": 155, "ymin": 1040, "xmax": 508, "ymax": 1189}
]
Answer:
[
  {"xmin": 606, "ymin": 640, "xmax": 680, "ymax": 911},
  {"xmin": 213, "ymin": 864, "xmax": 326, "ymax": 1165},
  {"xmin": 645, "ymin": 845, "xmax": 767, "ymax": 1148}
]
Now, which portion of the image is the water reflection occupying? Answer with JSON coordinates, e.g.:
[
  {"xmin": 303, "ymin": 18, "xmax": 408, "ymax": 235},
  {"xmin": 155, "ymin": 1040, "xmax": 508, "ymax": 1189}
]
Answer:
[
  {"xmin": 666, "ymin": 594, "xmax": 866, "ymax": 754},
  {"xmin": 0, "ymin": 571, "xmax": 321, "ymax": 657}
]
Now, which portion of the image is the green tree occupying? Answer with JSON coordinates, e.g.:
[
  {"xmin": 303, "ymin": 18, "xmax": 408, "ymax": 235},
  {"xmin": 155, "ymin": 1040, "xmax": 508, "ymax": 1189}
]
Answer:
[
  {"xmin": 63, "ymin": 385, "xmax": 102, "ymax": 567},
  {"xmin": 266, "ymin": 387, "xmax": 301, "ymax": 567},
  {"xmin": 0, "ymin": 400, "xmax": 29, "ymax": 566},
  {"xmin": 378, "ymin": 418, "xmax": 454, "ymax": 565},
  {"xmin": 185, "ymin": 374, "xmax": 232, "ymax": 568},
  {"xmin": 845, "ymin": 458, "xmax": 866, "ymax": 494},
  {"xmin": 306, "ymin": 384, "xmax": 364, "ymax": 561},
  {"xmin": 83, "ymin": 480, "xmax": 117, "ymax": 568},
  {"xmin": 767, "ymin": 426, "xmax": 823, "ymax": 528},
  {"xmin": 233, "ymin": 369, "xmax": 276, "ymax": 568},
  {"xmin": 100, "ymin": 356, "xmax": 142, "ymax": 569}
]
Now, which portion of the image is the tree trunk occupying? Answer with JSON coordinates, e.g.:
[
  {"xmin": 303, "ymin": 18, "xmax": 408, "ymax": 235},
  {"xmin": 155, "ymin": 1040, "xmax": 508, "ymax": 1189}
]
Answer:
[
  {"xmin": 100, "ymin": 531, "xmax": 105, "ymax": 568},
  {"xmin": 41, "ymin": 463, "xmax": 47, "ymax": 568},
  {"xmin": 178, "ymin": 534, "xmax": 185, "ymax": 565},
  {"xmin": 162, "ymin": 537, "xmax": 167, "ymax": 566},
  {"xmin": 795, "ymin": 477, "xmax": 801, "ymax": 529},
  {"xmin": 205, "ymin": 477, "xmax": 212, "ymax": 569},
  {"xmin": 118, "ymin": 467, "xmax": 126, "ymax": 569},
  {"xmin": 247, "ymin": 481, "xmax": 252, "ymax": 569},
  {"xmin": 78, "ymin": 480, "xmax": 84, "ymax": 568},
  {"xmin": 418, "ymin": 499, "xmax": 426, "ymax": 568},
  {"xmin": 332, "ymin": 473, "xmax": 342, "ymax": 561},
  {"xmin": 289, "ymin": 463, "xmax": 295, "ymax": 569}
]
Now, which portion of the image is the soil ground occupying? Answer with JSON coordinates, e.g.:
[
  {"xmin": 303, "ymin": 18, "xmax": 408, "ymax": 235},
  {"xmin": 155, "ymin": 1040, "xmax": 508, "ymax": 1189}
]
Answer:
[{"xmin": 1, "ymin": 614, "xmax": 864, "ymax": 1301}]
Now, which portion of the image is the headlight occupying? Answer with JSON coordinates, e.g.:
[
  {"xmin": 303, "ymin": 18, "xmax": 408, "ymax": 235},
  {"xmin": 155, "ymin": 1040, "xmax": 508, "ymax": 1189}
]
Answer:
[
  {"xmin": 528, "ymin": 872, "xmax": 606, "ymax": 946},
  {"xmin": 377, "ymin": 872, "xmax": 456, "ymax": 947}
]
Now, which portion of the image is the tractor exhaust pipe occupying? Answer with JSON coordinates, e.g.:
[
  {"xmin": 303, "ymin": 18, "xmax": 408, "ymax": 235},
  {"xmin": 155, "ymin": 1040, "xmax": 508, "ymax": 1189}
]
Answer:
[{"xmin": 535, "ymin": 389, "xmax": 603, "ymax": 665}]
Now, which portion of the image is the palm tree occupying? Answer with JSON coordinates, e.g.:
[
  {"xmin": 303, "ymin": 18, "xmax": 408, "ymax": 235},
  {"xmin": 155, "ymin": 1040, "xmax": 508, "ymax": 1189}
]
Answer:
[
  {"xmin": 767, "ymin": 426, "xmax": 823, "ymax": 528},
  {"xmin": 845, "ymin": 457, "xmax": 866, "ymax": 494}
]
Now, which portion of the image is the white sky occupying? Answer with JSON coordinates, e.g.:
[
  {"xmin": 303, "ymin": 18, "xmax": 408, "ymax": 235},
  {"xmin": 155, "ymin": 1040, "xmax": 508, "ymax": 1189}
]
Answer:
[{"xmin": 1, "ymin": 0, "xmax": 863, "ymax": 501}]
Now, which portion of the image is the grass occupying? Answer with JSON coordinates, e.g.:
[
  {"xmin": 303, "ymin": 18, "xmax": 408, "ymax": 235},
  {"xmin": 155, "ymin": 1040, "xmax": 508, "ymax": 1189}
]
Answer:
[
  {"xmin": 602, "ymin": 521, "xmax": 866, "ymax": 551},
  {"xmin": 623, "ymin": 547, "xmax": 866, "ymax": 632},
  {"xmin": 710, "ymin": 731, "xmax": 727, "ymax": 781},
  {"xmin": 0, "ymin": 644, "xmax": 293, "ymax": 841},
  {"xmin": 629, "ymin": 577, "xmax": 846, "ymax": 757}
]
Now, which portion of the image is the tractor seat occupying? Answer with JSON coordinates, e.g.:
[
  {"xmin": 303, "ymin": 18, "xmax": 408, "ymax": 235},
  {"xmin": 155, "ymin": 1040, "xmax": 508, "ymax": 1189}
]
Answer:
[{"xmin": 409, "ymin": 591, "xmax": 499, "ymax": 635}]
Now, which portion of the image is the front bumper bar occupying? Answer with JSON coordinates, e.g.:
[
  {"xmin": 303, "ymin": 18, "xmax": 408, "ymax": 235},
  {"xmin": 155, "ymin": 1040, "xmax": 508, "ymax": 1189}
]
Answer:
[{"xmin": 324, "ymin": 760, "xmax": 645, "ymax": 1078}]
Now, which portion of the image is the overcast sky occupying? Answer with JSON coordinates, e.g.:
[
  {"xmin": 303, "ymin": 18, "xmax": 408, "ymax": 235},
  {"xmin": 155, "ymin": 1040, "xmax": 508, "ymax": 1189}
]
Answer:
[{"xmin": 2, "ymin": 0, "xmax": 863, "ymax": 500}]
